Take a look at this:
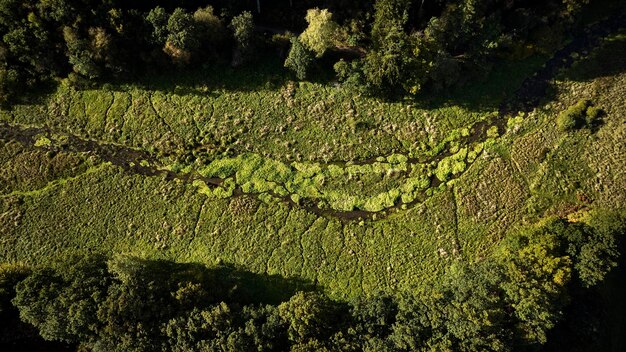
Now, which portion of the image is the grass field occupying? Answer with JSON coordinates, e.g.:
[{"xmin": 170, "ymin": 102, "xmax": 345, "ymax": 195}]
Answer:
[{"xmin": 0, "ymin": 29, "xmax": 624, "ymax": 301}]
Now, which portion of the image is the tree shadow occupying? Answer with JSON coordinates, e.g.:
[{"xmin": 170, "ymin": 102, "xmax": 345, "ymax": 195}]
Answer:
[
  {"xmin": 118, "ymin": 52, "xmax": 291, "ymax": 96},
  {"xmin": 558, "ymin": 30, "xmax": 626, "ymax": 83},
  {"xmin": 119, "ymin": 257, "xmax": 316, "ymax": 306},
  {"xmin": 421, "ymin": 54, "xmax": 549, "ymax": 113},
  {"xmin": 212, "ymin": 263, "xmax": 317, "ymax": 305}
]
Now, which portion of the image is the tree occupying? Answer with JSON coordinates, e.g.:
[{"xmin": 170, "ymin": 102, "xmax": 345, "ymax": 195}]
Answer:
[
  {"xmin": 299, "ymin": 8, "xmax": 338, "ymax": 58},
  {"xmin": 193, "ymin": 5, "xmax": 225, "ymax": 50},
  {"xmin": 550, "ymin": 218, "xmax": 620, "ymax": 287},
  {"xmin": 351, "ymin": 294, "xmax": 397, "ymax": 337},
  {"xmin": 229, "ymin": 11, "xmax": 255, "ymax": 65},
  {"xmin": 361, "ymin": 24, "xmax": 409, "ymax": 91},
  {"xmin": 498, "ymin": 228, "xmax": 572, "ymax": 345},
  {"xmin": 278, "ymin": 292, "xmax": 337, "ymax": 344},
  {"xmin": 164, "ymin": 8, "xmax": 199, "ymax": 65},
  {"xmin": 163, "ymin": 305, "xmax": 236, "ymax": 352},
  {"xmin": 371, "ymin": 0, "xmax": 411, "ymax": 47},
  {"xmin": 63, "ymin": 26, "xmax": 101, "ymax": 79},
  {"xmin": 0, "ymin": 263, "xmax": 30, "ymax": 314},
  {"xmin": 12, "ymin": 268, "xmax": 72, "ymax": 342},
  {"xmin": 146, "ymin": 6, "xmax": 169, "ymax": 46},
  {"xmin": 284, "ymin": 37, "xmax": 313, "ymax": 80},
  {"xmin": 12, "ymin": 254, "xmax": 111, "ymax": 344}
]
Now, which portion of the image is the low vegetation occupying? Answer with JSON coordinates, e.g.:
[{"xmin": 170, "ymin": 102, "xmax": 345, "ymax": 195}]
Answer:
[{"xmin": 557, "ymin": 99, "xmax": 604, "ymax": 131}]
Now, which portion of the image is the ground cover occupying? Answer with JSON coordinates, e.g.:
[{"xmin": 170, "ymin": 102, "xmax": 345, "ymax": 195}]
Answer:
[
  {"xmin": 1, "ymin": 51, "xmax": 545, "ymax": 165},
  {"xmin": 0, "ymin": 21, "xmax": 624, "ymax": 302}
]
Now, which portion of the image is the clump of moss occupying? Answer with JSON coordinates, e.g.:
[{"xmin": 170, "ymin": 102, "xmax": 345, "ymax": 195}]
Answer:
[
  {"xmin": 557, "ymin": 99, "xmax": 604, "ymax": 131},
  {"xmin": 434, "ymin": 148, "xmax": 468, "ymax": 182}
]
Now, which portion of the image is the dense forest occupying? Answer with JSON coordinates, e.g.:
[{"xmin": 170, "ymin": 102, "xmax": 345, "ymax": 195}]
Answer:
[
  {"xmin": 0, "ymin": 0, "xmax": 596, "ymax": 104},
  {"xmin": 1, "ymin": 214, "xmax": 623, "ymax": 351}
]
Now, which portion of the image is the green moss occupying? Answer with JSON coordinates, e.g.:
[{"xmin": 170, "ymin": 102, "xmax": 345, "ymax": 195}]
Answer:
[
  {"xmin": 487, "ymin": 126, "xmax": 499, "ymax": 138},
  {"xmin": 34, "ymin": 136, "xmax": 51, "ymax": 147}
]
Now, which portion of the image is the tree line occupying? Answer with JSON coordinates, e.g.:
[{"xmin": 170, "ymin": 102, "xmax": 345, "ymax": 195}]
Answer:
[
  {"xmin": 0, "ymin": 0, "xmax": 599, "ymax": 104},
  {"xmin": 0, "ymin": 212, "xmax": 623, "ymax": 351}
]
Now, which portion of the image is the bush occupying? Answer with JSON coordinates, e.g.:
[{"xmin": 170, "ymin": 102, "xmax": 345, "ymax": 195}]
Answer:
[
  {"xmin": 585, "ymin": 105, "xmax": 603, "ymax": 127},
  {"xmin": 557, "ymin": 99, "xmax": 603, "ymax": 131}
]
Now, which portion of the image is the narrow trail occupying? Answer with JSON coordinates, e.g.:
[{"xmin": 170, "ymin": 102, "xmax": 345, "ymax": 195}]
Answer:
[{"xmin": 1, "ymin": 14, "xmax": 623, "ymax": 221}]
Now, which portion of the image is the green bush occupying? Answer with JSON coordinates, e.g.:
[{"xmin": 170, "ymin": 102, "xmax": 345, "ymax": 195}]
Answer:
[
  {"xmin": 585, "ymin": 105, "xmax": 603, "ymax": 127},
  {"xmin": 557, "ymin": 99, "xmax": 603, "ymax": 131}
]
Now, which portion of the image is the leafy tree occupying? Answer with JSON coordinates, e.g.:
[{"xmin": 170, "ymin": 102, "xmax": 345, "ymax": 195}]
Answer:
[
  {"xmin": 164, "ymin": 8, "xmax": 199, "ymax": 65},
  {"xmin": 370, "ymin": 0, "xmax": 411, "ymax": 47},
  {"xmin": 278, "ymin": 291, "xmax": 338, "ymax": 344},
  {"xmin": 12, "ymin": 268, "xmax": 72, "ymax": 342},
  {"xmin": 284, "ymin": 37, "xmax": 313, "ymax": 80},
  {"xmin": 63, "ymin": 26, "xmax": 101, "ymax": 79},
  {"xmin": 498, "ymin": 227, "xmax": 572, "ymax": 345},
  {"xmin": 12, "ymin": 254, "xmax": 110, "ymax": 344},
  {"xmin": 550, "ymin": 217, "xmax": 620, "ymax": 287},
  {"xmin": 146, "ymin": 6, "xmax": 169, "ymax": 46},
  {"xmin": 163, "ymin": 305, "xmax": 236, "ymax": 352},
  {"xmin": 361, "ymin": 23, "xmax": 411, "ymax": 92},
  {"xmin": 193, "ymin": 5, "xmax": 225, "ymax": 50},
  {"xmin": 229, "ymin": 11, "xmax": 255, "ymax": 64},
  {"xmin": 351, "ymin": 294, "xmax": 397, "ymax": 337},
  {"xmin": 299, "ymin": 8, "xmax": 339, "ymax": 58},
  {"xmin": 437, "ymin": 261, "xmax": 511, "ymax": 351}
]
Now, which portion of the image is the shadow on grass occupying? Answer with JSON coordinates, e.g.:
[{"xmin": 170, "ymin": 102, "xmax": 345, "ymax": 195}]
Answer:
[
  {"xmin": 109, "ymin": 256, "xmax": 316, "ymax": 306},
  {"xmin": 559, "ymin": 30, "xmax": 626, "ymax": 82},
  {"xmin": 67, "ymin": 44, "xmax": 547, "ymax": 115},
  {"xmin": 212, "ymin": 263, "xmax": 317, "ymax": 305},
  {"xmin": 8, "ymin": 81, "xmax": 59, "ymax": 108},
  {"xmin": 122, "ymin": 54, "xmax": 292, "ymax": 96},
  {"xmin": 8, "ymin": 44, "xmax": 548, "ymax": 116},
  {"xmin": 421, "ymin": 54, "xmax": 549, "ymax": 112}
]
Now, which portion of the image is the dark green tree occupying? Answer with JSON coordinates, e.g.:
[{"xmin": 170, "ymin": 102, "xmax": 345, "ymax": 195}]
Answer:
[
  {"xmin": 284, "ymin": 37, "xmax": 313, "ymax": 80},
  {"xmin": 229, "ymin": 11, "xmax": 255, "ymax": 65},
  {"xmin": 164, "ymin": 8, "xmax": 200, "ymax": 65},
  {"xmin": 146, "ymin": 6, "xmax": 169, "ymax": 46},
  {"xmin": 278, "ymin": 291, "xmax": 339, "ymax": 345}
]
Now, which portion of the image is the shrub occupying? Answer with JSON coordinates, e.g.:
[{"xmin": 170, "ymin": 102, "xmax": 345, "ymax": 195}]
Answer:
[
  {"xmin": 585, "ymin": 105, "xmax": 603, "ymax": 127},
  {"xmin": 557, "ymin": 99, "xmax": 591, "ymax": 131}
]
